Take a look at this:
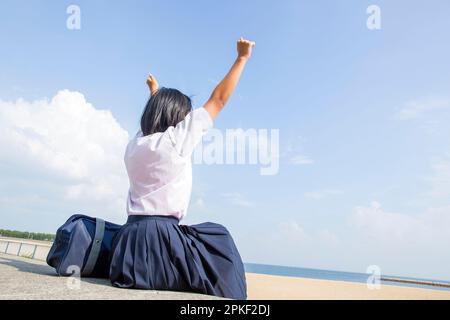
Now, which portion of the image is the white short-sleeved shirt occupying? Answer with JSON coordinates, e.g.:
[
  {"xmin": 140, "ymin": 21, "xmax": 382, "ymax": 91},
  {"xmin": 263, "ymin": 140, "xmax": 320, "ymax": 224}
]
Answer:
[{"xmin": 125, "ymin": 107, "xmax": 213, "ymax": 220}]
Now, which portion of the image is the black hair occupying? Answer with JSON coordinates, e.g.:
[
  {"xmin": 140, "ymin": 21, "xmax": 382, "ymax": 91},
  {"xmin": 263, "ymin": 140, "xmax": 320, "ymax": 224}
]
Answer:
[{"xmin": 140, "ymin": 87, "xmax": 192, "ymax": 136}]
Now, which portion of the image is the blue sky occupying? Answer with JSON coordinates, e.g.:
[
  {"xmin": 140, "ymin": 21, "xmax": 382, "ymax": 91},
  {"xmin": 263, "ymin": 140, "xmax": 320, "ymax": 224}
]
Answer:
[{"xmin": 1, "ymin": 0, "xmax": 450, "ymax": 280}]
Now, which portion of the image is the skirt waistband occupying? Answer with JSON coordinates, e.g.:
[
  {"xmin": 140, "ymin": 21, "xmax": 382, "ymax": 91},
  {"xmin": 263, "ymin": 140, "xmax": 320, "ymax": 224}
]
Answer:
[{"xmin": 127, "ymin": 214, "xmax": 180, "ymax": 224}]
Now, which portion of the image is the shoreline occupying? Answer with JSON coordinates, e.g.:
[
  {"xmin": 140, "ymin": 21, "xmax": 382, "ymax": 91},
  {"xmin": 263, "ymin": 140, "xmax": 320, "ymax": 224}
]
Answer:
[
  {"xmin": 244, "ymin": 262, "xmax": 450, "ymax": 292},
  {"xmin": 246, "ymin": 273, "xmax": 450, "ymax": 300}
]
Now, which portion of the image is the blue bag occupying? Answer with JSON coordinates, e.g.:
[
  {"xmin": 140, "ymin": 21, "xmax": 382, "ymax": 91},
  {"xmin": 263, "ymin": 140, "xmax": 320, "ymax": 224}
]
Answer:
[{"xmin": 46, "ymin": 214, "xmax": 122, "ymax": 278}]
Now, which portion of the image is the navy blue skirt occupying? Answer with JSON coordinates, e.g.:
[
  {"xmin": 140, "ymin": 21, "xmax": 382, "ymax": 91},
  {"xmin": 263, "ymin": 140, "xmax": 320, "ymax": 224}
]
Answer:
[{"xmin": 109, "ymin": 215, "xmax": 247, "ymax": 299}]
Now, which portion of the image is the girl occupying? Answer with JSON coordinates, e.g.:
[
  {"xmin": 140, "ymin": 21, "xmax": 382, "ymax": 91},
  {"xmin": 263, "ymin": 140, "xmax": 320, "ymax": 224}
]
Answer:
[{"xmin": 109, "ymin": 37, "xmax": 256, "ymax": 299}]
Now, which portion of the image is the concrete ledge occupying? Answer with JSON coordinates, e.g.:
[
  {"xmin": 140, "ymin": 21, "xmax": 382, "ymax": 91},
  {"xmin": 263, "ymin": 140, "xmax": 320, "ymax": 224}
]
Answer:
[
  {"xmin": 0, "ymin": 253, "xmax": 225, "ymax": 300},
  {"xmin": 0, "ymin": 238, "xmax": 50, "ymax": 260}
]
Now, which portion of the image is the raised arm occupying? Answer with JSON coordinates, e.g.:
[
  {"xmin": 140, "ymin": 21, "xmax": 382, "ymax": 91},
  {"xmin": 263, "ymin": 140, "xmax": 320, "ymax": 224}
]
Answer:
[{"xmin": 203, "ymin": 37, "xmax": 255, "ymax": 120}]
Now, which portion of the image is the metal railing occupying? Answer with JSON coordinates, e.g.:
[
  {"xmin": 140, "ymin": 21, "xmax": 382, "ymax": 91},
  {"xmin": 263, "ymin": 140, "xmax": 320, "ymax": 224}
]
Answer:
[{"xmin": 0, "ymin": 238, "xmax": 52, "ymax": 261}]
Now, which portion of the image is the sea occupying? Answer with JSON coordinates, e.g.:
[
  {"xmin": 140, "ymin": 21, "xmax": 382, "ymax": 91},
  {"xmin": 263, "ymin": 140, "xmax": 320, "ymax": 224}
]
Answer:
[{"xmin": 244, "ymin": 263, "xmax": 450, "ymax": 292}]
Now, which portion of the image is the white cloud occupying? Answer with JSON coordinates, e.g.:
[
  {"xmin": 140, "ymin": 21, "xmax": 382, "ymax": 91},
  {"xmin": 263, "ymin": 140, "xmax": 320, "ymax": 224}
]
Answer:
[
  {"xmin": 303, "ymin": 191, "xmax": 323, "ymax": 200},
  {"xmin": 280, "ymin": 135, "xmax": 313, "ymax": 167},
  {"xmin": 350, "ymin": 201, "xmax": 450, "ymax": 247},
  {"xmin": 0, "ymin": 90, "xmax": 129, "ymax": 225},
  {"xmin": 240, "ymin": 220, "xmax": 342, "ymax": 270},
  {"xmin": 245, "ymin": 202, "xmax": 450, "ymax": 279},
  {"xmin": 220, "ymin": 192, "xmax": 254, "ymax": 207},
  {"xmin": 193, "ymin": 197, "xmax": 205, "ymax": 208},
  {"xmin": 290, "ymin": 154, "xmax": 314, "ymax": 165},
  {"xmin": 279, "ymin": 221, "xmax": 310, "ymax": 243},
  {"xmin": 346, "ymin": 201, "xmax": 450, "ymax": 279},
  {"xmin": 304, "ymin": 189, "xmax": 343, "ymax": 200},
  {"xmin": 278, "ymin": 221, "xmax": 340, "ymax": 248},
  {"xmin": 395, "ymin": 97, "xmax": 450, "ymax": 120},
  {"xmin": 427, "ymin": 154, "xmax": 450, "ymax": 198}
]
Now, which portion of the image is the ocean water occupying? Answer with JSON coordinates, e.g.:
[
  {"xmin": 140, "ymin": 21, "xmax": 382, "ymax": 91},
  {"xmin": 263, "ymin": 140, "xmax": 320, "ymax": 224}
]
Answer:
[{"xmin": 244, "ymin": 263, "xmax": 450, "ymax": 292}]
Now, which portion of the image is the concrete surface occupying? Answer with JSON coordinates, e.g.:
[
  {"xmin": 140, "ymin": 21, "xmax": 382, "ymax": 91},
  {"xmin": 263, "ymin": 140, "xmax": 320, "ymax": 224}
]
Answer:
[{"xmin": 0, "ymin": 253, "xmax": 224, "ymax": 300}]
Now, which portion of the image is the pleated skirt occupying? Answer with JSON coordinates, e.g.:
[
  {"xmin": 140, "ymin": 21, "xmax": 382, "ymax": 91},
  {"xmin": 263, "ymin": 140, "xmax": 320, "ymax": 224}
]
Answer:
[{"xmin": 109, "ymin": 215, "xmax": 247, "ymax": 299}]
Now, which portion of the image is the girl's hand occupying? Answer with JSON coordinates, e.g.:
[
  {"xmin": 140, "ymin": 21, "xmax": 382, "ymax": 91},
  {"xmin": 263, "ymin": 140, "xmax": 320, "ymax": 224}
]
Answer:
[
  {"xmin": 146, "ymin": 74, "xmax": 159, "ymax": 96},
  {"xmin": 237, "ymin": 37, "xmax": 256, "ymax": 60}
]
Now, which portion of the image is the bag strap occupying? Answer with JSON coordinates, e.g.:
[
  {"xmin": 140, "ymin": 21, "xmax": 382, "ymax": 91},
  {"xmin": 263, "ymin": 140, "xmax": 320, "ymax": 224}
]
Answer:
[{"xmin": 82, "ymin": 218, "xmax": 105, "ymax": 276}]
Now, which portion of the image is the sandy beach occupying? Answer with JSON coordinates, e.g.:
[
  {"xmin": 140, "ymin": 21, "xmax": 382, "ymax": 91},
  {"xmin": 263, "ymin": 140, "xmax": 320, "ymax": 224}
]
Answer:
[{"xmin": 246, "ymin": 273, "xmax": 450, "ymax": 300}]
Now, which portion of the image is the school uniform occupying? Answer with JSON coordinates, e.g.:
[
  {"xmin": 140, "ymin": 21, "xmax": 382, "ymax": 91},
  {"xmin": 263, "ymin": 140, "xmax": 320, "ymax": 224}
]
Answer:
[{"xmin": 109, "ymin": 107, "xmax": 247, "ymax": 299}]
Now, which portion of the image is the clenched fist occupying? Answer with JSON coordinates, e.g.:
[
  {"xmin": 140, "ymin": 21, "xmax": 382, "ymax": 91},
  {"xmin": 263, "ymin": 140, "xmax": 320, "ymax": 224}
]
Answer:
[
  {"xmin": 146, "ymin": 74, "xmax": 159, "ymax": 96},
  {"xmin": 237, "ymin": 37, "xmax": 256, "ymax": 60}
]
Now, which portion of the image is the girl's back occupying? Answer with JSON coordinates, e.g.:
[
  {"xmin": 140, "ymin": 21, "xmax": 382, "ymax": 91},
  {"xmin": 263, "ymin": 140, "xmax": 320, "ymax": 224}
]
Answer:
[{"xmin": 125, "ymin": 107, "xmax": 212, "ymax": 219}]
